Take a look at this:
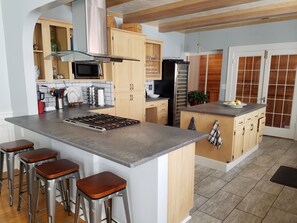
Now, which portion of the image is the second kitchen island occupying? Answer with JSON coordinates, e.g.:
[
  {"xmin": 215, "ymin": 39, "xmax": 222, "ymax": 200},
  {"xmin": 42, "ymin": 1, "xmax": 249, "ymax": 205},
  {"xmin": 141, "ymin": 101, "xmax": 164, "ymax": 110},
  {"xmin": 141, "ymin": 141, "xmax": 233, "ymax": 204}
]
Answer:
[
  {"xmin": 181, "ymin": 101, "xmax": 266, "ymax": 172},
  {"xmin": 6, "ymin": 105, "xmax": 207, "ymax": 223}
]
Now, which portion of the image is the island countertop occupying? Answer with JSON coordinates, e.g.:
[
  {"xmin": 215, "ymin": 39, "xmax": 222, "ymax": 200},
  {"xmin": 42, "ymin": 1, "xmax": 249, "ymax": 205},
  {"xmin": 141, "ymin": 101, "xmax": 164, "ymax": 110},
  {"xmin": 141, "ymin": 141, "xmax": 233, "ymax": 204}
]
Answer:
[
  {"xmin": 5, "ymin": 105, "xmax": 207, "ymax": 168},
  {"xmin": 182, "ymin": 101, "xmax": 266, "ymax": 117}
]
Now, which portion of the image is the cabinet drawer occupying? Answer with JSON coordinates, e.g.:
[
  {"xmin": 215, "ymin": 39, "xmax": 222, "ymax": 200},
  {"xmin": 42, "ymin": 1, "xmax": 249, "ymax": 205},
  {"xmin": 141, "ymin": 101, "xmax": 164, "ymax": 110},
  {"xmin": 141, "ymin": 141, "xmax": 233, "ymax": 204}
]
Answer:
[
  {"xmin": 158, "ymin": 100, "xmax": 168, "ymax": 108},
  {"xmin": 245, "ymin": 113, "xmax": 253, "ymax": 122},
  {"xmin": 235, "ymin": 116, "xmax": 245, "ymax": 126},
  {"xmin": 258, "ymin": 108, "xmax": 266, "ymax": 118},
  {"xmin": 252, "ymin": 110, "xmax": 259, "ymax": 119},
  {"xmin": 146, "ymin": 102, "xmax": 158, "ymax": 108},
  {"xmin": 158, "ymin": 114, "xmax": 168, "ymax": 125},
  {"xmin": 158, "ymin": 107, "xmax": 168, "ymax": 114}
]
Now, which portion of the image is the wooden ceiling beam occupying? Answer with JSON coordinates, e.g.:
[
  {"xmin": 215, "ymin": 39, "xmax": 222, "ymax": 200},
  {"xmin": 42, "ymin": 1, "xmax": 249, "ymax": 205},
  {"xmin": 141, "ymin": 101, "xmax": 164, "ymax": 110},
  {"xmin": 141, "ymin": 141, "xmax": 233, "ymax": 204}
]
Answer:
[
  {"xmin": 106, "ymin": 0, "xmax": 132, "ymax": 8},
  {"xmin": 123, "ymin": 0, "xmax": 260, "ymax": 23},
  {"xmin": 159, "ymin": 1, "xmax": 297, "ymax": 32},
  {"xmin": 183, "ymin": 13, "xmax": 297, "ymax": 33}
]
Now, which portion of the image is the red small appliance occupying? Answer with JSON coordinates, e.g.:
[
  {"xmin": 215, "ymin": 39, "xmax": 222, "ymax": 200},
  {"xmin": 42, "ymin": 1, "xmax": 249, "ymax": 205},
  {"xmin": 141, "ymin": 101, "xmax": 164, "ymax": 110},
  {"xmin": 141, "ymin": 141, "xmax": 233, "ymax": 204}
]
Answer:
[{"xmin": 38, "ymin": 101, "xmax": 45, "ymax": 114}]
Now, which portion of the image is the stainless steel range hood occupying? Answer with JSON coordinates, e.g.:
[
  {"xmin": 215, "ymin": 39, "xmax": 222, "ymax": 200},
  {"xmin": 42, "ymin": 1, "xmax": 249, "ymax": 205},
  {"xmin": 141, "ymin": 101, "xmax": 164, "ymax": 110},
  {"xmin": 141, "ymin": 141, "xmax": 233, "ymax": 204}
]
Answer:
[{"xmin": 45, "ymin": 0, "xmax": 138, "ymax": 63}]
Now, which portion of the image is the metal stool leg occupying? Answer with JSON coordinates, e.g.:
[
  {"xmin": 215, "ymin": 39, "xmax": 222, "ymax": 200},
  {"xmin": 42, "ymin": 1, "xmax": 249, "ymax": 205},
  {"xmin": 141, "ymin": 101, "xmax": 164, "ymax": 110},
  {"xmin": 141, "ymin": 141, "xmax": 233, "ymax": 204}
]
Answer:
[
  {"xmin": 90, "ymin": 199, "xmax": 102, "ymax": 223},
  {"xmin": 17, "ymin": 161, "xmax": 25, "ymax": 211},
  {"xmin": 75, "ymin": 173, "xmax": 88, "ymax": 223},
  {"xmin": 34, "ymin": 178, "xmax": 41, "ymax": 222},
  {"xmin": 122, "ymin": 189, "xmax": 132, "ymax": 223},
  {"xmin": 6, "ymin": 152, "xmax": 15, "ymax": 206},
  {"xmin": 104, "ymin": 199, "xmax": 112, "ymax": 223},
  {"xmin": 74, "ymin": 190, "xmax": 81, "ymax": 223},
  {"xmin": 45, "ymin": 179, "xmax": 57, "ymax": 223},
  {"xmin": 65, "ymin": 178, "xmax": 71, "ymax": 215},
  {"xmin": 59, "ymin": 181, "xmax": 67, "ymax": 211},
  {"xmin": 0, "ymin": 151, "xmax": 4, "ymax": 194}
]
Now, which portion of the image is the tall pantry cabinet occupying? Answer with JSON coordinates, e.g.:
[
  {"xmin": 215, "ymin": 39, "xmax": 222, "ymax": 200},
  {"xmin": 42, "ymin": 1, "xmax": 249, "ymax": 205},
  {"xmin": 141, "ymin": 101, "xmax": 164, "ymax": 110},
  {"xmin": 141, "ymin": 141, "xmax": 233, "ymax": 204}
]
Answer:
[{"xmin": 108, "ymin": 28, "xmax": 146, "ymax": 122}]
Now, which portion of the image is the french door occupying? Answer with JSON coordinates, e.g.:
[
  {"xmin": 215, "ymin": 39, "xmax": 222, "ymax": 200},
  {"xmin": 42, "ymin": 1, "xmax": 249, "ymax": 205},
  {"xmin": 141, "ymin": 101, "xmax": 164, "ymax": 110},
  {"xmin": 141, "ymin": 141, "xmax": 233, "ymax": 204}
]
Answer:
[{"xmin": 227, "ymin": 43, "xmax": 297, "ymax": 139}]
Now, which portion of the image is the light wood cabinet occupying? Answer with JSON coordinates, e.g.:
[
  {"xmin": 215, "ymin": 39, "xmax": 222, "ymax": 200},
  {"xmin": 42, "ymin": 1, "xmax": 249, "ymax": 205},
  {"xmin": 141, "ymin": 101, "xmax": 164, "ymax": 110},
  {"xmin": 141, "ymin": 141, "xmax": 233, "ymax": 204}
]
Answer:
[
  {"xmin": 115, "ymin": 92, "xmax": 145, "ymax": 121},
  {"xmin": 34, "ymin": 19, "xmax": 72, "ymax": 82},
  {"xmin": 108, "ymin": 28, "xmax": 146, "ymax": 122},
  {"xmin": 145, "ymin": 39, "xmax": 163, "ymax": 80},
  {"xmin": 33, "ymin": 22, "xmax": 46, "ymax": 81},
  {"xmin": 180, "ymin": 107, "xmax": 266, "ymax": 163},
  {"xmin": 168, "ymin": 143, "xmax": 195, "ymax": 223},
  {"xmin": 145, "ymin": 99, "xmax": 168, "ymax": 125}
]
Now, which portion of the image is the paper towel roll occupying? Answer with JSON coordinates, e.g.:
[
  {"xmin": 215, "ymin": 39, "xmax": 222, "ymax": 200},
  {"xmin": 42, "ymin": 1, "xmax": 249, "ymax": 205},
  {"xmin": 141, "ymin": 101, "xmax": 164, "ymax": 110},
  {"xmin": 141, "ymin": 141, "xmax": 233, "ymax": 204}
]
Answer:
[{"xmin": 98, "ymin": 89, "xmax": 105, "ymax": 107}]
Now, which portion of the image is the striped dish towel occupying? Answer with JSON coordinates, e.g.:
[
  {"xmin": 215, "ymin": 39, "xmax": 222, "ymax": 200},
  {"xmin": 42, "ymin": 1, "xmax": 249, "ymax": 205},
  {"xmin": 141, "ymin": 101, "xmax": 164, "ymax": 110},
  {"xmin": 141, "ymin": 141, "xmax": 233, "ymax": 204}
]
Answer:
[{"xmin": 208, "ymin": 120, "xmax": 222, "ymax": 149}]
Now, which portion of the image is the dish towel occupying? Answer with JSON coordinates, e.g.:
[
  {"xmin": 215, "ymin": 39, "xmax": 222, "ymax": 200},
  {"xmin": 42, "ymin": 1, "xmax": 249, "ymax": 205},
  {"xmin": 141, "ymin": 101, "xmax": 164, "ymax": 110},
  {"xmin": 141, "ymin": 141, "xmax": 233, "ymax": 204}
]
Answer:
[
  {"xmin": 188, "ymin": 117, "xmax": 196, "ymax": 131},
  {"xmin": 208, "ymin": 120, "xmax": 222, "ymax": 149}
]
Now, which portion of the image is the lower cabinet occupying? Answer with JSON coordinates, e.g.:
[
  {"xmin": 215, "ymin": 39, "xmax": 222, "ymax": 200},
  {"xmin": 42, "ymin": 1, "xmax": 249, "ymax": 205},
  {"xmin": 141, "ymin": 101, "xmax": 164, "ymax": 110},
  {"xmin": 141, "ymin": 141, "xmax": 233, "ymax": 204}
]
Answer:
[
  {"xmin": 115, "ymin": 92, "xmax": 145, "ymax": 122},
  {"xmin": 145, "ymin": 99, "xmax": 168, "ymax": 125},
  {"xmin": 168, "ymin": 143, "xmax": 195, "ymax": 223}
]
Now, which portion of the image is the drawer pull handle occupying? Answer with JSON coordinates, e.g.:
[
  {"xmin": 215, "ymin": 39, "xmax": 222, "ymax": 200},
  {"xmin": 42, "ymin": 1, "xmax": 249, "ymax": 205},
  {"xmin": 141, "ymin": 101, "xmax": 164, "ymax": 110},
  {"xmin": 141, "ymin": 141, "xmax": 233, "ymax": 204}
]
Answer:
[
  {"xmin": 248, "ymin": 118, "xmax": 251, "ymax": 120},
  {"xmin": 255, "ymin": 115, "xmax": 259, "ymax": 118},
  {"xmin": 239, "ymin": 121, "xmax": 243, "ymax": 124}
]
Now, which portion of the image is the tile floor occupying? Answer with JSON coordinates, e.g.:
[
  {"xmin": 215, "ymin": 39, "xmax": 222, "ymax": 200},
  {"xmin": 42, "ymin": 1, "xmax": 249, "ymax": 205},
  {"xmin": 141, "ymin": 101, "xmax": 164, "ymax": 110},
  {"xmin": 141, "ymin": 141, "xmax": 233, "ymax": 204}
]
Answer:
[{"xmin": 189, "ymin": 136, "xmax": 297, "ymax": 223}]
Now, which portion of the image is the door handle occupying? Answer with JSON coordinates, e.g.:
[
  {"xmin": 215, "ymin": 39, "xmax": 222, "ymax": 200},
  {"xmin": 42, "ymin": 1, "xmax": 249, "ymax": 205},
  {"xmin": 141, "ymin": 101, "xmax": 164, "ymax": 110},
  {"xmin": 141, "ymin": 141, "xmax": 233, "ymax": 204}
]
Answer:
[{"xmin": 261, "ymin": 97, "xmax": 266, "ymax": 103}]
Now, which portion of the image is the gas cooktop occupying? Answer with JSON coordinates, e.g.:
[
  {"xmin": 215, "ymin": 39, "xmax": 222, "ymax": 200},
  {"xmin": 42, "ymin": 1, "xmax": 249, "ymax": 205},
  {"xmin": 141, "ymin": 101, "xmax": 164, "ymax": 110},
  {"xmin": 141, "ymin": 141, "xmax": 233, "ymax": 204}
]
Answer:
[{"xmin": 63, "ymin": 114, "xmax": 140, "ymax": 132}]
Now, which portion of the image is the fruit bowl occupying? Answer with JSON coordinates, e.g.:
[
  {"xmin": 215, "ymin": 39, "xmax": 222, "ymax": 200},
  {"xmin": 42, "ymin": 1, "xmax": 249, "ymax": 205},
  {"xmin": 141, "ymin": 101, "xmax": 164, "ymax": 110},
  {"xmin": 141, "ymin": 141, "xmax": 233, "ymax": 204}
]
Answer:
[
  {"xmin": 223, "ymin": 101, "xmax": 247, "ymax": 108},
  {"xmin": 148, "ymin": 94, "xmax": 160, "ymax": 99}
]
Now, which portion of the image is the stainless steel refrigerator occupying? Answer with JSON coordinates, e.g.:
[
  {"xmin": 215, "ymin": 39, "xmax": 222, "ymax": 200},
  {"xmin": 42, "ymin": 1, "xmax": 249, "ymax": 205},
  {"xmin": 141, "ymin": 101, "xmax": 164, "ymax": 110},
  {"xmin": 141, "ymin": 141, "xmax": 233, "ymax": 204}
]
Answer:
[{"xmin": 154, "ymin": 59, "xmax": 190, "ymax": 127}]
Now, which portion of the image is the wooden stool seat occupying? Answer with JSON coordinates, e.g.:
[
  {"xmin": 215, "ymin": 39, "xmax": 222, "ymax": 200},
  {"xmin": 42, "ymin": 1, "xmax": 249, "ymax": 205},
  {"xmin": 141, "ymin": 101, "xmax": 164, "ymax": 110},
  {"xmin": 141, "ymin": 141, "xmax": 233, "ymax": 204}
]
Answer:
[
  {"xmin": 77, "ymin": 171, "xmax": 127, "ymax": 199},
  {"xmin": 0, "ymin": 139, "xmax": 34, "ymax": 152},
  {"xmin": 19, "ymin": 148, "xmax": 57, "ymax": 163},
  {"xmin": 0, "ymin": 139, "xmax": 34, "ymax": 206},
  {"xmin": 35, "ymin": 159, "xmax": 79, "ymax": 180}
]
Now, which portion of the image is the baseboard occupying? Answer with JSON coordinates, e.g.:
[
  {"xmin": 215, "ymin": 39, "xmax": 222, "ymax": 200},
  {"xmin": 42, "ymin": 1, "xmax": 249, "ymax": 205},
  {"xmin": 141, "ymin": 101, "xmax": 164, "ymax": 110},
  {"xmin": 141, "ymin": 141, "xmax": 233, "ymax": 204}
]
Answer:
[
  {"xmin": 195, "ymin": 144, "xmax": 259, "ymax": 172},
  {"xmin": 181, "ymin": 215, "xmax": 192, "ymax": 223}
]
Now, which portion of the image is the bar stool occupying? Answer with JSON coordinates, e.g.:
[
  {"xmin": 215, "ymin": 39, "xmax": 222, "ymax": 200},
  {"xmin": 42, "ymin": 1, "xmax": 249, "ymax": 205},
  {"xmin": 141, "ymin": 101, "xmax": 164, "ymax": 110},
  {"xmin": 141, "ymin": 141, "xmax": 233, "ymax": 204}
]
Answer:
[
  {"xmin": 74, "ymin": 171, "xmax": 131, "ymax": 223},
  {"xmin": 0, "ymin": 139, "xmax": 34, "ymax": 206},
  {"xmin": 17, "ymin": 148, "xmax": 58, "ymax": 223},
  {"xmin": 35, "ymin": 159, "xmax": 87, "ymax": 223}
]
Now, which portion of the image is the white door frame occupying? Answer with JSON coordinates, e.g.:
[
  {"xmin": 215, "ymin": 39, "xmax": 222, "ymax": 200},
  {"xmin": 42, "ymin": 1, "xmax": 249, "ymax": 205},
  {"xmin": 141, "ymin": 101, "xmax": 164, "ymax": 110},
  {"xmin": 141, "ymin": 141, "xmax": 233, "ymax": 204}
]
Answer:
[{"xmin": 226, "ymin": 42, "xmax": 297, "ymax": 140}]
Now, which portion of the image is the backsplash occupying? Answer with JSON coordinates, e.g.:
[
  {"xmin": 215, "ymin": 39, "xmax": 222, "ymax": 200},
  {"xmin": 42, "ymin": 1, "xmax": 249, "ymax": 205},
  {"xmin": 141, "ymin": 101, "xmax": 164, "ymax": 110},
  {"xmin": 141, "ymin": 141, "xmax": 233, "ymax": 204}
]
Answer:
[
  {"xmin": 37, "ymin": 81, "xmax": 114, "ymax": 110},
  {"xmin": 145, "ymin": 80, "xmax": 154, "ymax": 95}
]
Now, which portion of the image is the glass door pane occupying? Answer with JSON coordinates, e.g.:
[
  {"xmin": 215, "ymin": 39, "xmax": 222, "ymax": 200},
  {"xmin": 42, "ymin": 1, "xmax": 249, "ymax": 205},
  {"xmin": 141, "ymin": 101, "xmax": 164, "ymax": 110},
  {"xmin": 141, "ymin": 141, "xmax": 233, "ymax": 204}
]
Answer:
[
  {"xmin": 236, "ymin": 56, "xmax": 261, "ymax": 103},
  {"xmin": 265, "ymin": 55, "xmax": 297, "ymax": 129}
]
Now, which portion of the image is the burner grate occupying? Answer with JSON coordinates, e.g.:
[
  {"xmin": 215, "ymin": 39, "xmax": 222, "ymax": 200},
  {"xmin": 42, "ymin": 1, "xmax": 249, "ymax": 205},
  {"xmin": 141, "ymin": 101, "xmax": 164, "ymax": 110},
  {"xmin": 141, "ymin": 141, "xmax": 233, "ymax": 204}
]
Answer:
[{"xmin": 64, "ymin": 114, "xmax": 140, "ymax": 132}]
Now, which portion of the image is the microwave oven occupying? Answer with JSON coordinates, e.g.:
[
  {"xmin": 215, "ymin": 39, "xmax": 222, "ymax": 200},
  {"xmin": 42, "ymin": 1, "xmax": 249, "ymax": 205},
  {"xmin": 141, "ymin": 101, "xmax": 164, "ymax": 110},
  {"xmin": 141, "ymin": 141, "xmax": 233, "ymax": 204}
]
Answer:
[{"xmin": 72, "ymin": 62, "xmax": 103, "ymax": 79}]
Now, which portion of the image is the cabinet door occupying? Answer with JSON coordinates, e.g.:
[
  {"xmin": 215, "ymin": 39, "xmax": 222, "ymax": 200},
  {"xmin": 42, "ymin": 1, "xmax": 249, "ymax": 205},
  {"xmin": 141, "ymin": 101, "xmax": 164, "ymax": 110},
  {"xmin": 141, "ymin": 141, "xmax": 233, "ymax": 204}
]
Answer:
[
  {"xmin": 130, "ymin": 92, "xmax": 145, "ymax": 122},
  {"xmin": 114, "ymin": 92, "xmax": 130, "ymax": 119},
  {"xmin": 249, "ymin": 119, "xmax": 258, "ymax": 148},
  {"xmin": 233, "ymin": 125, "xmax": 244, "ymax": 159},
  {"xmin": 243, "ymin": 121, "xmax": 251, "ymax": 153},
  {"xmin": 131, "ymin": 36, "xmax": 145, "ymax": 92},
  {"xmin": 112, "ymin": 30, "xmax": 131, "ymax": 93}
]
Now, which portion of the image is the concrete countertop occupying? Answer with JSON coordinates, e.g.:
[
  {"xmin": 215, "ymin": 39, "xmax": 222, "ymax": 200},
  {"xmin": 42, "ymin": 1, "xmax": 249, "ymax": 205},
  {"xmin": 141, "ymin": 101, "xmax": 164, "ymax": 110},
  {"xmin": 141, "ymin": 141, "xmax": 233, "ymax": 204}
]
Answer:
[
  {"xmin": 183, "ymin": 101, "xmax": 266, "ymax": 117},
  {"xmin": 5, "ymin": 105, "xmax": 207, "ymax": 168},
  {"xmin": 146, "ymin": 97, "xmax": 169, "ymax": 102}
]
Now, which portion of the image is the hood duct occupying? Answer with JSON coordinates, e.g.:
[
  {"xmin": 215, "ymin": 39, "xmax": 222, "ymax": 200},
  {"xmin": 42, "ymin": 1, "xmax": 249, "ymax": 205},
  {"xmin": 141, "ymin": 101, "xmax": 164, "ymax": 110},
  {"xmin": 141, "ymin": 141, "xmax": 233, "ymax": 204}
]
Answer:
[{"xmin": 45, "ymin": 0, "xmax": 138, "ymax": 63}]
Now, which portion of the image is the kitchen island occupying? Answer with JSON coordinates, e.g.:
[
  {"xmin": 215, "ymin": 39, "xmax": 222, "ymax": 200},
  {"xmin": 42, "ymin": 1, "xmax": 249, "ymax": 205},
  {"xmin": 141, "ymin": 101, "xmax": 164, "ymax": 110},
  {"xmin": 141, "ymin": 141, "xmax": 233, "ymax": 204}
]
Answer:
[
  {"xmin": 5, "ymin": 105, "xmax": 207, "ymax": 223},
  {"xmin": 181, "ymin": 101, "xmax": 266, "ymax": 172}
]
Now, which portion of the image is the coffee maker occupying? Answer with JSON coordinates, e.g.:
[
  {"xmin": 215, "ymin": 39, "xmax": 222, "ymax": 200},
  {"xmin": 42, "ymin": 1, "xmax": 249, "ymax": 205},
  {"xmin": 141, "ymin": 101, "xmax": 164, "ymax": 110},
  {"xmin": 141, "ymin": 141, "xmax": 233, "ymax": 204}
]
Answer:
[{"xmin": 37, "ymin": 86, "xmax": 45, "ymax": 114}]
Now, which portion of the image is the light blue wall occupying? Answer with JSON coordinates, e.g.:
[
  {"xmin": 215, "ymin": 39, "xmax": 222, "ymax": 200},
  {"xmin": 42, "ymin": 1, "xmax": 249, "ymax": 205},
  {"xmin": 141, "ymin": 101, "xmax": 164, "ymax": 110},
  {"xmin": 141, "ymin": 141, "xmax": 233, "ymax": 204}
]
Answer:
[
  {"xmin": 184, "ymin": 20, "xmax": 297, "ymax": 100},
  {"xmin": 142, "ymin": 24, "xmax": 185, "ymax": 58}
]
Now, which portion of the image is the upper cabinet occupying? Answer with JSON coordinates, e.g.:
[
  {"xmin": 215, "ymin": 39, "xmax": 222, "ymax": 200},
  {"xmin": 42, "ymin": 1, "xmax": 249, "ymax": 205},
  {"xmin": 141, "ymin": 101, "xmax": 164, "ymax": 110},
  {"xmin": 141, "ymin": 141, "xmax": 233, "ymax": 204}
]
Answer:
[
  {"xmin": 34, "ymin": 19, "xmax": 72, "ymax": 82},
  {"xmin": 33, "ymin": 22, "xmax": 46, "ymax": 81},
  {"xmin": 145, "ymin": 39, "xmax": 163, "ymax": 80}
]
